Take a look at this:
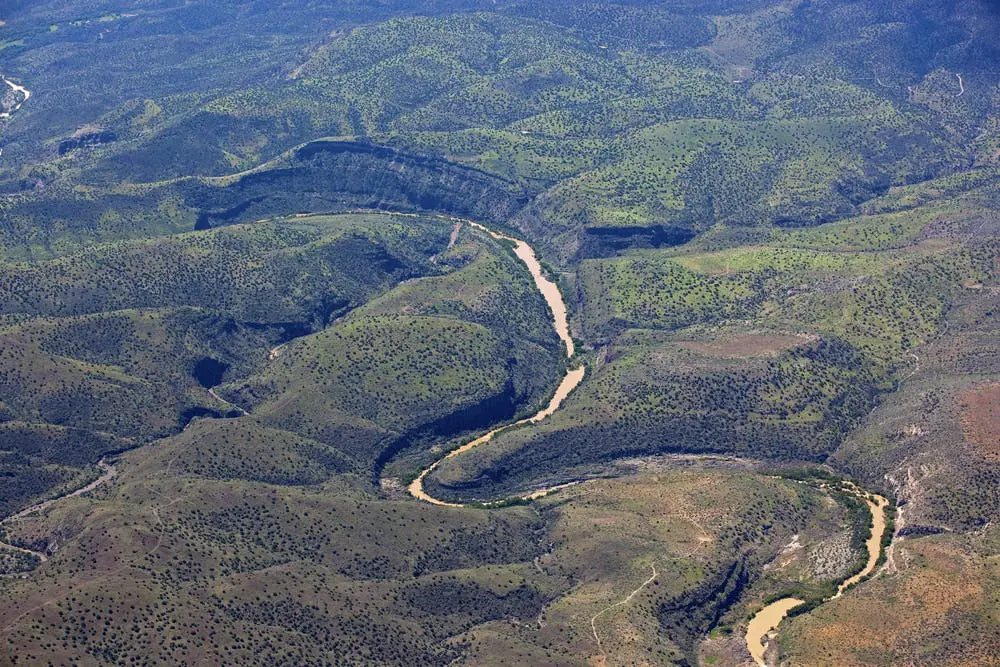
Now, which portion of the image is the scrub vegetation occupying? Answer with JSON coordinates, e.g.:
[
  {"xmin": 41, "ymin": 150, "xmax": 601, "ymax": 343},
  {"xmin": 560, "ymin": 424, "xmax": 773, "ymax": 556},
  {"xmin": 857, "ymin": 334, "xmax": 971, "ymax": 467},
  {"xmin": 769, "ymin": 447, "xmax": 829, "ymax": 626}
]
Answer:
[{"xmin": 2, "ymin": 0, "xmax": 1000, "ymax": 664}]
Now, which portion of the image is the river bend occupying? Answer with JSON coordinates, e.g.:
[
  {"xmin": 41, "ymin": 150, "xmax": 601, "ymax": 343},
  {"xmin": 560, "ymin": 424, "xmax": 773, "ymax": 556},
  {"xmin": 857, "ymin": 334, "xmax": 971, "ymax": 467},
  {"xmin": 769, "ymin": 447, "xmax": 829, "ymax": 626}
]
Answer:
[
  {"xmin": 407, "ymin": 219, "xmax": 584, "ymax": 507},
  {"xmin": 1, "ymin": 76, "xmax": 31, "ymax": 119},
  {"xmin": 745, "ymin": 483, "xmax": 890, "ymax": 665}
]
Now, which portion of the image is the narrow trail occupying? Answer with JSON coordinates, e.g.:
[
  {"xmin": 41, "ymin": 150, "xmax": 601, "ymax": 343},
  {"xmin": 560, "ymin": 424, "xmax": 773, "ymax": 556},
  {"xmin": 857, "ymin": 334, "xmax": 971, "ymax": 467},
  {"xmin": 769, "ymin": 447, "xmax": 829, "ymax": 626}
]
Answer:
[
  {"xmin": 873, "ymin": 65, "xmax": 891, "ymax": 89},
  {"xmin": 590, "ymin": 562, "xmax": 658, "ymax": 656},
  {"xmin": 447, "ymin": 221, "xmax": 462, "ymax": 249},
  {"xmin": 6, "ymin": 459, "xmax": 117, "ymax": 524},
  {"xmin": 403, "ymin": 215, "xmax": 586, "ymax": 508},
  {"xmin": 0, "ymin": 540, "xmax": 47, "ymax": 564},
  {"xmin": 903, "ymin": 352, "xmax": 920, "ymax": 382},
  {"xmin": 268, "ymin": 343, "xmax": 287, "ymax": 361}
]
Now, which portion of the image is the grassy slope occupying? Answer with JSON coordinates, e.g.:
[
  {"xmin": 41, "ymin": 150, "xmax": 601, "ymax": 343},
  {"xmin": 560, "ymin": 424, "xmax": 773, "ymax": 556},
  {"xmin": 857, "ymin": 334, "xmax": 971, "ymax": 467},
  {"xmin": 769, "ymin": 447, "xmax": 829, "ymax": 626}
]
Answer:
[
  {"xmin": 780, "ymin": 530, "xmax": 1000, "ymax": 665},
  {"xmin": 214, "ymin": 222, "xmax": 563, "ymax": 475},
  {"xmin": 0, "ymin": 213, "xmax": 529, "ymax": 517},
  {"xmin": 0, "ymin": 209, "xmax": 564, "ymax": 511},
  {"xmin": 3, "ymin": 2, "xmax": 997, "ymax": 261}
]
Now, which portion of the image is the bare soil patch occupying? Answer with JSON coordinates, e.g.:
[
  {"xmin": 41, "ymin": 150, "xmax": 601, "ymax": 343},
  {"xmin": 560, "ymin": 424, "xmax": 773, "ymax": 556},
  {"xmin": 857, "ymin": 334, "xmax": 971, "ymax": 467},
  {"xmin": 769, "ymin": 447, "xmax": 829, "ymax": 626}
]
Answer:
[
  {"xmin": 677, "ymin": 332, "xmax": 813, "ymax": 358},
  {"xmin": 960, "ymin": 383, "xmax": 1000, "ymax": 460}
]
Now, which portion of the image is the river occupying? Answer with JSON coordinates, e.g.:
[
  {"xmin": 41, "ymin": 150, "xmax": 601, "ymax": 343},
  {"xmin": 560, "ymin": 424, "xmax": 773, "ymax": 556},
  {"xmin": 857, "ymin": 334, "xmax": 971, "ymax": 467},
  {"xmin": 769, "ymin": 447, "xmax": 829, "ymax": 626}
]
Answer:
[
  {"xmin": 0, "ymin": 76, "xmax": 31, "ymax": 119},
  {"xmin": 834, "ymin": 484, "xmax": 890, "ymax": 597},
  {"xmin": 466, "ymin": 221, "xmax": 575, "ymax": 357},
  {"xmin": 745, "ymin": 597, "xmax": 804, "ymax": 666},
  {"xmin": 745, "ymin": 483, "xmax": 890, "ymax": 666},
  {"xmin": 0, "ymin": 207, "xmax": 894, "ymax": 642},
  {"xmin": 405, "ymin": 216, "xmax": 895, "ymax": 660},
  {"xmin": 407, "ymin": 219, "xmax": 585, "ymax": 506}
]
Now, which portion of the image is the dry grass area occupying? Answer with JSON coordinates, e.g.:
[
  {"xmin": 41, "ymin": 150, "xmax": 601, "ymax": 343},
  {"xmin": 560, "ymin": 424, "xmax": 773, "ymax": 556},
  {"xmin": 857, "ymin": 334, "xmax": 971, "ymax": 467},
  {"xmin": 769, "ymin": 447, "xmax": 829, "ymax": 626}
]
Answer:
[
  {"xmin": 780, "ymin": 532, "xmax": 1000, "ymax": 665},
  {"xmin": 794, "ymin": 281, "xmax": 1000, "ymax": 666},
  {"xmin": 960, "ymin": 383, "xmax": 1000, "ymax": 461},
  {"xmin": 450, "ymin": 466, "xmax": 841, "ymax": 666},
  {"xmin": 784, "ymin": 280, "xmax": 1000, "ymax": 666},
  {"xmin": 0, "ymin": 446, "xmax": 846, "ymax": 666},
  {"xmin": 675, "ymin": 331, "xmax": 814, "ymax": 359}
]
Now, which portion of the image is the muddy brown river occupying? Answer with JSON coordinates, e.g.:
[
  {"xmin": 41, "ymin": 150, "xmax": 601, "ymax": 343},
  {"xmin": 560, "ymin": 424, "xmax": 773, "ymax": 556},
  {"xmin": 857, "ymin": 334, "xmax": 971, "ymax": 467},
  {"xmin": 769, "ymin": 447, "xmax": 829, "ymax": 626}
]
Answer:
[
  {"xmin": 407, "ymin": 220, "xmax": 584, "ymax": 506},
  {"xmin": 399, "ymin": 216, "xmax": 893, "ymax": 661},
  {"xmin": 745, "ymin": 484, "xmax": 890, "ymax": 665},
  {"xmin": 1, "ymin": 76, "xmax": 31, "ymax": 118}
]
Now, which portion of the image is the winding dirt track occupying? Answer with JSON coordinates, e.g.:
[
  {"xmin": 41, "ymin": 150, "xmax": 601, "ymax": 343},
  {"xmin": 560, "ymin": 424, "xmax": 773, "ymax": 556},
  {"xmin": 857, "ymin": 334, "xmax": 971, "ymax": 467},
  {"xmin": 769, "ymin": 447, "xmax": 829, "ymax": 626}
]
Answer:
[
  {"xmin": 6, "ymin": 459, "xmax": 117, "ymax": 524},
  {"xmin": 0, "ymin": 540, "xmax": 47, "ymax": 564},
  {"xmin": 405, "ymin": 217, "xmax": 585, "ymax": 507},
  {"xmin": 208, "ymin": 387, "xmax": 248, "ymax": 416},
  {"xmin": 590, "ymin": 562, "xmax": 658, "ymax": 653}
]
